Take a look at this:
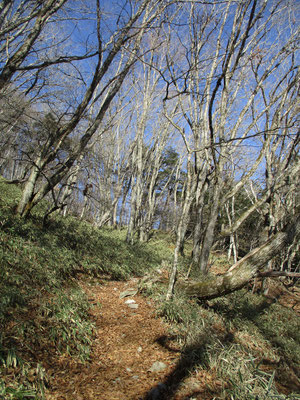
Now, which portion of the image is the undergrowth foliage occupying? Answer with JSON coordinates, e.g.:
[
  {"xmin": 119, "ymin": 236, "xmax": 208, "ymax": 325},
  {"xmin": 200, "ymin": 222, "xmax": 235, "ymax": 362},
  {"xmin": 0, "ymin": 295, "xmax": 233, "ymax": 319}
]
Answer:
[{"xmin": 155, "ymin": 281, "xmax": 300, "ymax": 399}]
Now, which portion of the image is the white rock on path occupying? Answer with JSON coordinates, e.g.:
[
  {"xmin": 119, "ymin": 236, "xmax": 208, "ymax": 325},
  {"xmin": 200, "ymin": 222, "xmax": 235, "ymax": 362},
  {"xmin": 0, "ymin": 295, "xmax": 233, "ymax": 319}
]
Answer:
[
  {"xmin": 128, "ymin": 303, "xmax": 139, "ymax": 309},
  {"xmin": 149, "ymin": 361, "xmax": 167, "ymax": 373},
  {"xmin": 124, "ymin": 299, "xmax": 136, "ymax": 304}
]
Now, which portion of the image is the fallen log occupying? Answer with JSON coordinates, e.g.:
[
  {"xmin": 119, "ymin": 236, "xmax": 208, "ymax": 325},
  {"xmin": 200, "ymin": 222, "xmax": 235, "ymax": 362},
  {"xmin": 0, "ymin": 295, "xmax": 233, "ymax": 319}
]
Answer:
[{"xmin": 177, "ymin": 214, "xmax": 300, "ymax": 300}]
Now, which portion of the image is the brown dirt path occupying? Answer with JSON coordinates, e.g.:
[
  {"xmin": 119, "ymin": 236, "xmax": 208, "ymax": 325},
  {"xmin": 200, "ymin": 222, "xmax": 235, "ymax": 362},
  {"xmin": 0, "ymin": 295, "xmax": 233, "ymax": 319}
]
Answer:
[
  {"xmin": 42, "ymin": 277, "xmax": 300, "ymax": 399},
  {"xmin": 45, "ymin": 278, "xmax": 209, "ymax": 400}
]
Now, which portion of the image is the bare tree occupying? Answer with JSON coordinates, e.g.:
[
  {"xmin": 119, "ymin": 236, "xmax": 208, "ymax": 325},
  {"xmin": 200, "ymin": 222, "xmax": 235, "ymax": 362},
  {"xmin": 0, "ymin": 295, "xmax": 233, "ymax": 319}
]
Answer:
[
  {"xmin": 165, "ymin": 0, "xmax": 299, "ymax": 298},
  {"xmin": 0, "ymin": 0, "xmax": 70, "ymax": 91},
  {"xmin": 15, "ymin": 0, "xmax": 173, "ymax": 218},
  {"xmin": 125, "ymin": 36, "xmax": 174, "ymax": 243}
]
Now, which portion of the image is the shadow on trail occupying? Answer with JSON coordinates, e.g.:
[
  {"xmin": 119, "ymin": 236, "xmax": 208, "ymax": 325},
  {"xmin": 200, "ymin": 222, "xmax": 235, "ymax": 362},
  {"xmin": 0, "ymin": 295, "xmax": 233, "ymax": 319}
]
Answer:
[
  {"xmin": 143, "ymin": 332, "xmax": 233, "ymax": 400},
  {"xmin": 143, "ymin": 292, "xmax": 299, "ymax": 400}
]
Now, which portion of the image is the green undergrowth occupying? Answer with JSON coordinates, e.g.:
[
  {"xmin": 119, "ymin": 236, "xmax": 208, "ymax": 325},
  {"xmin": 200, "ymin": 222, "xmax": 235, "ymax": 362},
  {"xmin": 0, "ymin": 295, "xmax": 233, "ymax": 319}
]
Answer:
[
  {"xmin": 154, "ymin": 286, "xmax": 300, "ymax": 399},
  {"xmin": 0, "ymin": 177, "xmax": 173, "ymax": 399}
]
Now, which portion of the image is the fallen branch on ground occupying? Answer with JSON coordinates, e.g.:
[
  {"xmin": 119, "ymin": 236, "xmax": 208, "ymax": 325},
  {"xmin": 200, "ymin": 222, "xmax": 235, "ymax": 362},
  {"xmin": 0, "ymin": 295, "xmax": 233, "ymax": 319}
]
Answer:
[{"xmin": 177, "ymin": 213, "xmax": 300, "ymax": 301}]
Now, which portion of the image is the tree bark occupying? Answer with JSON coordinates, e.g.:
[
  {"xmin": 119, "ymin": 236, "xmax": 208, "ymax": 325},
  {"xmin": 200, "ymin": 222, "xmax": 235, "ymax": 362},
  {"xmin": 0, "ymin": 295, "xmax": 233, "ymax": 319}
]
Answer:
[
  {"xmin": 15, "ymin": 156, "xmax": 42, "ymax": 216},
  {"xmin": 166, "ymin": 155, "xmax": 196, "ymax": 299},
  {"xmin": 198, "ymin": 177, "xmax": 223, "ymax": 273},
  {"xmin": 178, "ymin": 213, "xmax": 300, "ymax": 300}
]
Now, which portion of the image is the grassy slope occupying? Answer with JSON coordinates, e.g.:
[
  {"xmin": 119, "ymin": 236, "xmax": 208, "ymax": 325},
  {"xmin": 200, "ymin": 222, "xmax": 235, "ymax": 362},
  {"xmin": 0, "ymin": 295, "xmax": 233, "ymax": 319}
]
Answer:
[
  {"xmin": 154, "ymin": 286, "xmax": 300, "ymax": 399},
  {"xmin": 0, "ymin": 177, "xmax": 299, "ymax": 399},
  {"xmin": 0, "ymin": 178, "xmax": 173, "ymax": 398}
]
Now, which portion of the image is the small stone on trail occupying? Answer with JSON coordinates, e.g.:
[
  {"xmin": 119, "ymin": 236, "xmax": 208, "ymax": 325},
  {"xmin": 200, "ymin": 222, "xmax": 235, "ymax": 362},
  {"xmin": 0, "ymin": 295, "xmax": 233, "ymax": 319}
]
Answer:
[
  {"xmin": 128, "ymin": 303, "xmax": 139, "ymax": 309},
  {"xmin": 119, "ymin": 288, "xmax": 138, "ymax": 298},
  {"xmin": 149, "ymin": 361, "xmax": 167, "ymax": 372},
  {"xmin": 124, "ymin": 299, "xmax": 136, "ymax": 304},
  {"xmin": 137, "ymin": 346, "xmax": 142, "ymax": 353}
]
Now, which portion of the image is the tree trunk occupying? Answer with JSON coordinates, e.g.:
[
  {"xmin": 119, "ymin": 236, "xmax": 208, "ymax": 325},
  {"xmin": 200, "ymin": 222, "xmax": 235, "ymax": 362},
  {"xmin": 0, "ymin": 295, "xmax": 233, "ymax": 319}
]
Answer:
[
  {"xmin": 166, "ymin": 157, "xmax": 196, "ymax": 299},
  {"xmin": 178, "ymin": 213, "xmax": 300, "ymax": 300},
  {"xmin": 16, "ymin": 157, "xmax": 42, "ymax": 216},
  {"xmin": 61, "ymin": 155, "xmax": 84, "ymax": 217},
  {"xmin": 119, "ymin": 177, "xmax": 131, "ymax": 227},
  {"xmin": 198, "ymin": 179, "xmax": 223, "ymax": 273}
]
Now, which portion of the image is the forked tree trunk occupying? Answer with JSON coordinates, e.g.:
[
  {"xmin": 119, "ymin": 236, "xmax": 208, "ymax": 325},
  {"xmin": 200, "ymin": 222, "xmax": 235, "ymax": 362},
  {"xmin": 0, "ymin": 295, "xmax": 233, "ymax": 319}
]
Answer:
[
  {"xmin": 166, "ymin": 157, "xmax": 196, "ymax": 300},
  {"xmin": 178, "ymin": 213, "xmax": 300, "ymax": 300},
  {"xmin": 198, "ymin": 179, "xmax": 223, "ymax": 273},
  {"xmin": 16, "ymin": 157, "xmax": 43, "ymax": 216},
  {"xmin": 191, "ymin": 174, "xmax": 209, "ymax": 266}
]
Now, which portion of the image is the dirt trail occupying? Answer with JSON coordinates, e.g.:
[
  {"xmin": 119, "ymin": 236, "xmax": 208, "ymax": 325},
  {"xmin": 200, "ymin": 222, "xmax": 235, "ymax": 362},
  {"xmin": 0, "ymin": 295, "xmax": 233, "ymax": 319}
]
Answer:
[
  {"xmin": 43, "ymin": 277, "xmax": 300, "ymax": 399},
  {"xmin": 45, "ymin": 279, "xmax": 204, "ymax": 400}
]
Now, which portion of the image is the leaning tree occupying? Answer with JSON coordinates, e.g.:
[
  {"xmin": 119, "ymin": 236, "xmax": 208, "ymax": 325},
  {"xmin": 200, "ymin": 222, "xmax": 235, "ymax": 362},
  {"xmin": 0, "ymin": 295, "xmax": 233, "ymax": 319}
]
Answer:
[
  {"xmin": 12, "ymin": 0, "xmax": 176, "ymax": 218},
  {"xmin": 165, "ymin": 0, "xmax": 299, "ymax": 298}
]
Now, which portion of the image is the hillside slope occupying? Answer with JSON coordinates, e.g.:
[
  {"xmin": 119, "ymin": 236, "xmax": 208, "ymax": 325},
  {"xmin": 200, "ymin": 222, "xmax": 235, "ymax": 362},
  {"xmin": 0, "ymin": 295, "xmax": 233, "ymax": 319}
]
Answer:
[{"xmin": 0, "ymin": 178, "xmax": 299, "ymax": 399}]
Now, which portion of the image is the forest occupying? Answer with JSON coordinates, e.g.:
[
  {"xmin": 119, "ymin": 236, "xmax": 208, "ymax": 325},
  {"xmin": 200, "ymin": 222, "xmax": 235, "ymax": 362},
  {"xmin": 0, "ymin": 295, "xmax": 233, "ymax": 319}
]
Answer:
[{"xmin": 0, "ymin": 0, "xmax": 299, "ymax": 399}]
